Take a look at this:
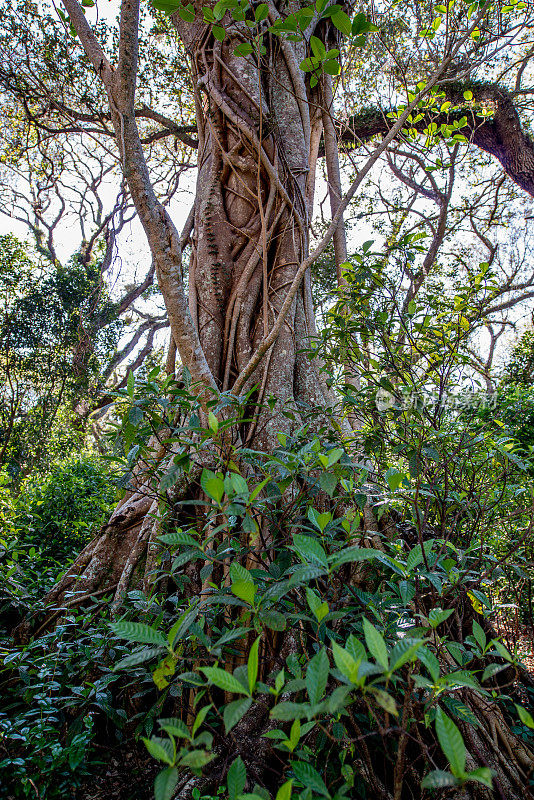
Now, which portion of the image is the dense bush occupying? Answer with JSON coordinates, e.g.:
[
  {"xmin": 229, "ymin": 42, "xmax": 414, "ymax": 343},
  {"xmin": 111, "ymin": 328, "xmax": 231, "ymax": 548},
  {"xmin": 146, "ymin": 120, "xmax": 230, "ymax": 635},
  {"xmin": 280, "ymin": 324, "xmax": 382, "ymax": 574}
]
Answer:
[
  {"xmin": 0, "ymin": 456, "xmax": 126, "ymax": 799},
  {"xmin": 101, "ymin": 356, "xmax": 534, "ymax": 800},
  {"xmin": 0, "ymin": 609, "xmax": 136, "ymax": 799},
  {"xmin": 0, "ymin": 234, "xmax": 120, "ymax": 481},
  {"xmin": 22, "ymin": 457, "xmax": 116, "ymax": 562}
]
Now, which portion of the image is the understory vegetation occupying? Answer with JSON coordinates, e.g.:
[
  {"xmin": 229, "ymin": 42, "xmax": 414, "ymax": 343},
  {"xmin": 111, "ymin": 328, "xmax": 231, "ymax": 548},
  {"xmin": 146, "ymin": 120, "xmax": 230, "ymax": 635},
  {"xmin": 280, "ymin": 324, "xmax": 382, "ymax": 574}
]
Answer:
[
  {"xmin": 2, "ymin": 0, "xmax": 534, "ymax": 796},
  {"xmin": 2, "ymin": 257, "xmax": 534, "ymax": 799}
]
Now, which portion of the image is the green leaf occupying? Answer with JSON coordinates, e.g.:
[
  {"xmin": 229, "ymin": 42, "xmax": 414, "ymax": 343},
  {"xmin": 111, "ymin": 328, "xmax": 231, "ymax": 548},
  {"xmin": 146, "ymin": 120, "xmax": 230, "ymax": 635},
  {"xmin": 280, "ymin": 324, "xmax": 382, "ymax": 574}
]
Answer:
[
  {"xmin": 292, "ymin": 534, "xmax": 328, "ymax": 567},
  {"xmin": 159, "ymin": 717, "xmax": 190, "ymax": 739},
  {"xmin": 428, "ymin": 608, "xmax": 454, "ymax": 629},
  {"xmin": 258, "ymin": 609, "xmax": 287, "ymax": 631},
  {"xmin": 275, "ymin": 669, "xmax": 285, "ymax": 693},
  {"xmin": 463, "ymin": 89, "xmax": 473, "ymax": 100},
  {"xmin": 306, "ymin": 588, "xmax": 328, "ymax": 622},
  {"xmin": 491, "ymin": 639, "xmax": 513, "ymax": 662},
  {"xmin": 254, "ymin": 2, "xmax": 269, "ymax": 20},
  {"xmin": 406, "ymin": 544, "xmax": 424, "ymax": 572},
  {"xmin": 306, "ymin": 648, "xmax": 329, "ymax": 704},
  {"xmin": 292, "ymin": 762, "xmax": 330, "ymax": 797},
  {"xmin": 307, "ymin": 507, "xmax": 332, "ymax": 533},
  {"xmin": 331, "ymin": 641, "xmax": 359, "ymax": 682},
  {"xmin": 192, "ymin": 704, "xmax": 211, "ymax": 737},
  {"xmin": 385, "ymin": 467, "xmax": 405, "ymax": 491},
  {"xmin": 178, "ymin": 4, "xmax": 195, "ymax": 21},
  {"xmin": 179, "ymin": 750, "xmax": 214, "ymax": 769},
  {"xmin": 114, "ymin": 646, "xmax": 165, "ymax": 670},
  {"xmin": 154, "ymin": 767, "xmax": 179, "ymax": 800},
  {"xmin": 443, "ymin": 670, "xmax": 480, "ymax": 691},
  {"xmin": 329, "ymin": 547, "xmax": 379, "ymax": 568},
  {"xmin": 151, "ymin": 0, "xmax": 181, "ymax": 12},
  {"xmin": 201, "ymin": 469, "xmax": 224, "ymax": 503},
  {"xmin": 516, "ymin": 704, "xmax": 534, "ymax": 729},
  {"xmin": 212, "ymin": 0, "xmax": 226, "ymax": 19},
  {"xmin": 143, "ymin": 737, "xmax": 174, "ymax": 765},
  {"xmin": 229, "ymin": 562, "xmax": 253, "ymax": 583},
  {"xmin": 418, "ymin": 646, "xmax": 440, "ymax": 681},
  {"xmin": 351, "ymin": 11, "xmax": 379, "ymax": 34},
  {"xmin": 129, "ymin": 406, "xmax": 144, "ymax": 426},
  {"xmin": 467, "ymin": 767, "xmax": 493, "ymax": 788},
  {"xmin": 201, "ymin": 666, "xmax": 250, "ymax": 695},
  {"xmin": 229, "ymin": 472, "xmax": 249, "ymax": 496},
  {"xmin": 153, "ymin": 654, "xmax": 177, "ymax": 689},
  {"xmin": 228, "ymin": 756, "xmax": 247, "ymax": 800},
  {"xmin": 224, "ymin": 697, "xmax": 253, "ymax": 733},
  {"xmin": 231, "ymin": 579, "xmax": 256, "ymax": 606},
  {"xmin": 275, "ymin": 780, "xmax": 293, "ymax": 800},
  {"xmin": 389, "ymin": 637, "xmax": 423, "ymax": 671},
  {"xmin": 288, "ymin": 564, "xmax": 326, "ymax": 585},
  {"xmin": 286, "ymin": 719, "xmax": 301, "ymax": 751},
  {"xmin": 331, "ymin": 9, "xmax": 351, "ymax": 34},
  {"xmin": 323, "ymin": 59, "xmax": 340, "ymax": 76},
  {"xmin": 327, "ymin": 448, "xmax": 344, "ymax": 465},
  {"xmin": 371, "ymin": 688, "xmax": 398, "ymax": 716},
  {"xmin": 435, "ymin": 708, "xmax": 466, "ymax": 776},
  {"xmin": 442, "ymin": 697, "xmax": 479, "ymax": 728},
  {"xmin": 310, "ymin": 35, "xmax": 326, "ymax": 58},
  {"xmin": 208, "ymin": 411, "xmax": 219, "ymax": 433},
  {"xmin": 159, "ymin": 530, "xmax": 199, "ymax": 547},
  {"xmin": 318, "ymin": 472, "xmax": 337, "ymax": 497},
  {"xmin": 110, "ymin": 621, "xmax": 167, "ymax": 647},
  {"xmin": 472, "ymin": 619, "xmax": 486, "ymax": 650},
  {"xmin": 167, "ymin": 606, "xmax": 198, "ymax": 648},
  {"xmin": 270, "ymin": 702, "xmax": 310, "ymax": 720},
  {"xmin": 346, "ymin": 635, "xmax": 366, "ymax": 663},
  {"xmin": 363, "ymin": 618, "xmax": 388, "ymax": 670},
  {"xmin": 212, "ymin": 24, "xmax": 226, "ymax": 40},
  {"xmin": 234, "ymin": 42, "xmax": 255, "ymax": 56},
  {"xmin": 248, "ymin": 636, "xmax": 260, "ymax": 693}
]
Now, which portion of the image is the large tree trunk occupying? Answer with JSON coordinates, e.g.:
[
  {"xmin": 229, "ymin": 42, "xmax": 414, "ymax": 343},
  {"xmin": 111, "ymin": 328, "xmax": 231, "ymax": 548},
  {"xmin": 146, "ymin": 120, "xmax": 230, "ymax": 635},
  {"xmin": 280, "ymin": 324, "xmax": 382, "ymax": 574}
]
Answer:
[
  {"xmin": 179, "ymin": 17, "xmax": 328, "ymax": 444},
  {"xmin": 36, "ymin": 13, "xmax": 334, "ymax": 617}
]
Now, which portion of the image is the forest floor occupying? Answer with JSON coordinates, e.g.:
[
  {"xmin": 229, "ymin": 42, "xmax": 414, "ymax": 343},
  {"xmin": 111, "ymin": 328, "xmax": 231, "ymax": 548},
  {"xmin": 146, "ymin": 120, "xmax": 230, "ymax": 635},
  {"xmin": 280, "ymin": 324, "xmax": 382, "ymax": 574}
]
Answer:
[{"xmin": 77, "ymin": 740, "xmax": 158, "ymax": 800}]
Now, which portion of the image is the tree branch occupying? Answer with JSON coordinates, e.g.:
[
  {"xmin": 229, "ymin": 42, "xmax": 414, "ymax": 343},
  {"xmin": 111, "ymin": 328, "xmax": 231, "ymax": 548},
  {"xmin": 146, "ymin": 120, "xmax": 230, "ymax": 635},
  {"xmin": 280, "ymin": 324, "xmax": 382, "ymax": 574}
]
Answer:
[{"xmin": 335, "ymin": 82, "xmax": 534, "ymax": 198}]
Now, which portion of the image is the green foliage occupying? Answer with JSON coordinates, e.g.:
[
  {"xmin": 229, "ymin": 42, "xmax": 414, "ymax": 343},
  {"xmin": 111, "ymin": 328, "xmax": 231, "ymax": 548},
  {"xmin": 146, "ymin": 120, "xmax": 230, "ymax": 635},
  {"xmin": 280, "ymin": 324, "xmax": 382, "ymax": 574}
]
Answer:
[
  {"xmin": 21, "ymin": 457, "xmax": 116, "ymax": 562},
  {"xmin": 0, "ymin": 610, "xmax": 138, "ymax": 799},
  {"xmin": 504, "ymin": 329, "xmax": 534, "ymax": 387},
  {"xmin": 99, "ymin": 354, "xmax": 534, "ymax": 799},
  {"xmin": 4, "ymin": 234, "xmax": 534, "ymax": 798},
  {"xmin": 0, "ymin": 457, "xmax": 115, "ymax": 633},
  {"xmin": 0, "ymin": 235, "xmax": 120, "ymax": 480},
  {"xmin": 150, "ymin": 0, "xmax": 378, "ymax": 88}
]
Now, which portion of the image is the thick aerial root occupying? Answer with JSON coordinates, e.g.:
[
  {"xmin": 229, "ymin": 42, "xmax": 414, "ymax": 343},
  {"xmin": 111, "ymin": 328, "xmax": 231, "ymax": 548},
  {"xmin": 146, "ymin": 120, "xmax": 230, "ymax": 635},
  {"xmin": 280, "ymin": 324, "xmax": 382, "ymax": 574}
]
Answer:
[{"xmin": 458, "ymin": 694, "xmax": 534, "ymax": 797}]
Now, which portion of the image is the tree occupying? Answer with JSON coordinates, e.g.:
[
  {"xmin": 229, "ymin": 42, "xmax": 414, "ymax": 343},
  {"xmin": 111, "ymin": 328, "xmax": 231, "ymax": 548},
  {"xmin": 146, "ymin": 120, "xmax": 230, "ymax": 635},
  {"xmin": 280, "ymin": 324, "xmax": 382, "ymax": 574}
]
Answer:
[
  {"xmin": 12, "ymin": 0, "xmax": 534, "ymax": 796},
  {"xmin": 0, "ymin": 233, "xmax": 119, "ymax": 479},
  {"xmin": 0, "ymin": 1, "xmax": 193, "ymax": 418}
]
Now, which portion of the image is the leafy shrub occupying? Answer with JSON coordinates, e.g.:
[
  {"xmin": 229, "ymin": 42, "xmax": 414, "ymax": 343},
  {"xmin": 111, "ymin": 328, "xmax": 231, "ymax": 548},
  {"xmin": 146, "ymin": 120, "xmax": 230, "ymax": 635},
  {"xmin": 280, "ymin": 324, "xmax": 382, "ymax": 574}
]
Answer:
[
  {"xmin": 101, "ymin": 362, "xmax": 534, "ymax": 800},
  {"xmin": 0, "ymin": 609, "xmax": 135, "ymax": 799},
  {"xmin": 481, "ymin": 385, "xmax": 534, "ymax": 458},
  {"xmin": 22, "ymin": 457, "xmax": 116, "ymax": 562}
]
